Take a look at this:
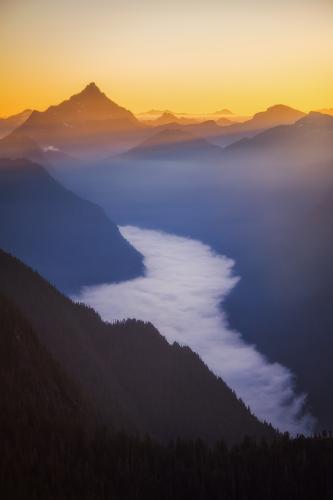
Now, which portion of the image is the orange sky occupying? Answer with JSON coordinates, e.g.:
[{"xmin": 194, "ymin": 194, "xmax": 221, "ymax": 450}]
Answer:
[{"xmin": 1, "ymin": 0, "xmax": 333, "ymax": 117}]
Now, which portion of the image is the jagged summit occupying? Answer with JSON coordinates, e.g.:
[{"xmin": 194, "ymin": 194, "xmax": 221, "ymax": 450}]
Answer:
[
  {"xmin": 67, "ymin": 81, "xmax": 114, "ymax": 106},
  {"xmin": 16, "ymin": 82, "xmax": 141, "ymax": 152},
  {"xmin": 75, "ymin": 82, "xmax": 106, "ymax": 99},
  {"xmin": 83, "ymin": 81, "xmax": 100, "ymax": 92}
]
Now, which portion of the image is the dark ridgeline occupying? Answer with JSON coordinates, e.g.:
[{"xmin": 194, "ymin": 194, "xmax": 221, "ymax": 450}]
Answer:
[
  {"xmin": 1, "ymin": 250, "xmax": 333, "ymax": 499},
  {"xmin": 0, "ymin": 157, "xmax": 143, "ymax": 293},
  {"xmin": 0, "ymin": 292, "xmax": 92, "ymax": 431},
  {"xmin": 0, "ymin": 248, "xmax": 273, "ymax": 445}
]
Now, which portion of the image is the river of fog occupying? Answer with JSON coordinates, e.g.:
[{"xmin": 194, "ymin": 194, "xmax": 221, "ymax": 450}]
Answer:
[{"xmin": 74, "ymin": 225, "xmax": 315, "ymax": 434}]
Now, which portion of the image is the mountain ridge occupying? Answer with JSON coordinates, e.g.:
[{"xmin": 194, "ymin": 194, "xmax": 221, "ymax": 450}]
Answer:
[
  {"xmin": 0, "ymin": 248, "xmax": 275, "ymax": 445},
  {"xmin": 209, "ymin": 104, "xmax": 306, "ymax": 147},
  {"xmin": 0, "ymin": 157, "xmax": 144, "ymax": 292},
  {"xmin": 15, "ymin": 83, "xmax": 146, "ymax": 158},
  {"xmin": 0, "ymin": 109, "xmax": 32, "ymax": 139},
  {"xmin": 119, "ymin": 127, "xmax": 223, "ymax": 160}
]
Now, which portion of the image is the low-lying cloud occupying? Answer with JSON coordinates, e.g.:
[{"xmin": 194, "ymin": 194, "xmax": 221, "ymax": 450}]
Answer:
[
  {"xmin": 43, "ymin": 145, "xmax": 60, "ymax": 152},
  {"xmin": 74, "ymin": 225, "xmax": 315, "ymax": 434}
]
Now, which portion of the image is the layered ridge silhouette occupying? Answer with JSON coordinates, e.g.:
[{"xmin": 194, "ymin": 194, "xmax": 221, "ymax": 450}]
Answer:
[
  {"xmin": 0, "ymin": 249, "xmax": 274, "ymax": 445},
  {"xmin": 0, "ymin": 158, "xmax": 143, "ymax": 292}
]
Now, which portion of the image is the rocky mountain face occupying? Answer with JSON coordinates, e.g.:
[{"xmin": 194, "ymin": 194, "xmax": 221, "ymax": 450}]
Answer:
[{"xmin": 0, "ymin": 158, "xmax": 144, "ymax": 293}]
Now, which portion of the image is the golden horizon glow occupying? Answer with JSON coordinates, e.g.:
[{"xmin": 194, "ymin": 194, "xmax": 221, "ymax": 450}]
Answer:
[{"xmin": 1, "ymin": 0, "xmax": 333, "ymax": 117}]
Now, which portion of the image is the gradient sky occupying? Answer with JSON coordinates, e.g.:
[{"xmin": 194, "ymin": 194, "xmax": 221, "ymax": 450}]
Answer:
[{"xmin": 1, "ymin": 0, "xmax": 332, "ymax": 116}]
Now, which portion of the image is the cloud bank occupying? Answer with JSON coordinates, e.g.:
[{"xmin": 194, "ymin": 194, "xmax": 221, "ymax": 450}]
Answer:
[{"xmin": 74, "ymin": 225, "xmax": 315, "ymax": 434}]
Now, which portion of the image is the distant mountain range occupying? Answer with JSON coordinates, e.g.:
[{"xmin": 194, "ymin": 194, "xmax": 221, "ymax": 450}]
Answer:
[
  {"xmin": 126, "ymin": 110, "xmax": 333, "ymax": 166},
  {"xmin": 152, "ymin": 118, "xmax": 233, "ymax": 137},
  {"xmin": 120, "ymin": 128, "xmax": 223, "ymax": 160},
  {"xmin": 225, "ymin": 112, "xmax": 333, "ymax": 165},
  {"xmin": 134, "ymin": 105, "xmax": 306, "ymax": 147},
  {"xmin": 1, "ymin": 84, "xmax": 324, "ymax": 162},
  {"xmin": 209, "ymin": 104, "xmax": 306, "ymax": 147},
  {"xmin": 137, "ymin": 108, "xmax": 234, "ymax": 118},
  {"xmin": 145, "ymin": 111, "xmax": 198, "ymax": 126},
  {"xmin": 0, "ymin": 158, "xmax": 143, "ymax": 292},
  {"xmin": 0, "ymin": 249, "xmax": 274, "ymax": 445},
  {"xmin": 112, "ymin": 108, "xmax": 319, "ymax": 163}
]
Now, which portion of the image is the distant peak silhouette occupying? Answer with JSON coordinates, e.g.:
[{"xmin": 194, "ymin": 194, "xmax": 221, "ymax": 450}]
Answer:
[
  {"xmin": 81, "ymin": 82, "xmax": 102, "ymax": 94},
  {"xmin": 78, "ymin": 82, "xmax": 104, "ymax": 98}
]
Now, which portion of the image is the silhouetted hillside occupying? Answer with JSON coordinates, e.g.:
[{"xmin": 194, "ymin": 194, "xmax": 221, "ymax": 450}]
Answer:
[
  {"xmin": 0, "ymin": 158, "xmax": 143, "ymax": 292},
  {"xmin": 0, "ymin": 291, "xmax": 331, "ymax": 499},
  {"xmin": 0, "ymin": 293, "xmax": 92, "ymax": 430},
  {"xmin": 0, "ymin": 249, "xmax": 274, "ymax": 445}
]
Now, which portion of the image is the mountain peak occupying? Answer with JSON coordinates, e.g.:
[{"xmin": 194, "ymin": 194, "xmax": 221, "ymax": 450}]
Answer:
[
  {"xmin": 266, "ymin": 104, "xmax": 298, "ymax": 113},
  {"xmin": 17, "ymin": 82, "xmax": 139, "ymax": 142},
  {"xmin": 86, "ymin": 81, "xmax": 98, "ymax": 89},
  {"xmin": 250, "ymin": 104, "xmax": 305, "ymax": 125},
  {"xmin": 80, "ymin": 82, "xmax": 103, "ymax": 97}
]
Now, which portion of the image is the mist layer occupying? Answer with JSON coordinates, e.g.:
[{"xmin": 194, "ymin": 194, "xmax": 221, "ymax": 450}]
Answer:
[{"xmin": 74, "ymin": 225, "xmax": 315, "ymax": 434}]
